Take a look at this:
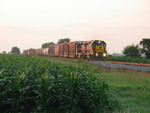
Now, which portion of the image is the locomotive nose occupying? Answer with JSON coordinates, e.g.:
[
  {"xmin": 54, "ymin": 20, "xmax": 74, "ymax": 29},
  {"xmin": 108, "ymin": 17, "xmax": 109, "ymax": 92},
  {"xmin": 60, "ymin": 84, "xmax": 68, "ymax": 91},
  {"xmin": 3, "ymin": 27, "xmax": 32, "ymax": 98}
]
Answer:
[{"xmin": 103, "ymin": 53, "xmax": 107, "ymax": 57}]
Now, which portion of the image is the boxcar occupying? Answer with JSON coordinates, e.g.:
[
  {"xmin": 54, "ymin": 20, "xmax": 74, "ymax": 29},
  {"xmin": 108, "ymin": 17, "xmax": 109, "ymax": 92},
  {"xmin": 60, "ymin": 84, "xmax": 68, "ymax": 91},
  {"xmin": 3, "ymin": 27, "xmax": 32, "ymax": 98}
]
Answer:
[
  {"xmin": 43, "ymin": 48, "xmax": 49, "ymax": 56},
  {"xmin": 59, "ymin": 43, "xmax": 65, "ymax": 57},
  {"xmin": 49, "ymin": 45, "xmax": 53, "ymax": 56},
  {"xmin": 39, "ymin": 49, "xmax": 42, "ymax": 55},
  {"xmin": 69, "ymin": 41, "xmax": 84, "ymax": 58},
  {"xmin": 27, "ymin": 49, "xmax": 36, "ymax": 55},
  {"xmin": 64, "ymin": 42, "xmax": 69, "ymax": 57},
  {"xmin": 55, "ymin": 45, "xmax": 59, "ymax": 56},
  {"xmin": 51, "ymin": 45, "xmax": 56, "ymax": 56}
]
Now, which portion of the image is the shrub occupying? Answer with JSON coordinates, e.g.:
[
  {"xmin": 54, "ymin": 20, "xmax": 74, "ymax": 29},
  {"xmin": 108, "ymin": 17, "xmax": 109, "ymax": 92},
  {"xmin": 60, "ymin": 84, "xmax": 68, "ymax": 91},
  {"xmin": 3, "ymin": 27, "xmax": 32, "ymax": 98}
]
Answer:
[
  {"xmin": 107, "ymin": 56, "xmax": 150, "ymax": 63},
  {"xmin": 123, "ymin": 44, "xmax": 141, "ymax": 57},
  {"xmin": 140, "ymin": 39, "xmax": 150, "ymax": 59}
]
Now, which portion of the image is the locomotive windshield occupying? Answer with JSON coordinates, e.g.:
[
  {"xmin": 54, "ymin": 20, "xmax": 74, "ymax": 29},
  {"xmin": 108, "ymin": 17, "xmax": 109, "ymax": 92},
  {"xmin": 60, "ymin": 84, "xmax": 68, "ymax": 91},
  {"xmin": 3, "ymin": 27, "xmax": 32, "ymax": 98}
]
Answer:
[{"xmin": 93, "ymin": 40, "xmax": 106, "ymax": 46}]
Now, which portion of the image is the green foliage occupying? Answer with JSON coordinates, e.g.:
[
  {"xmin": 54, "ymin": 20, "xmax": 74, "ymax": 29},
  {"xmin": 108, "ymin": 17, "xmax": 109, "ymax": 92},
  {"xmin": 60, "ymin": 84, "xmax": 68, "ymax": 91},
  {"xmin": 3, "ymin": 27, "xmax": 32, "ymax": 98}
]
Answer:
[
  {"xmin": 0, "ymin": 54, "xmax": 117, "ymax": 113},
  {"xmin": 123, "ymin": 44, "xmax": 141, "ymax": 57},
  {"xmin": 1, "ymin": 51, "xmax": 7, "ymax": 54},
  {"xmin": 107, "ymin": 56, "xmax": 150, "ymax": 63},
  {"xmin": 23, "ymin": 48, "xmax": 34, "ymax": 55},
  {"xmin": 140, "ymin": 38, "xmax": 150, "ymax": 59},
  {"xmin": 57, "ymin": 38, "xmax": 71, "ymax": 44},
  {"xmin": 97, "ymin": 72, "xmax": 150, "ymax": 113},
  {"xmin": 11, "ymin": 47, "xmax": 20, "ymax": 54},
  {"xmin": 42, "ymin": 42, "xmax": 55, "ymax": 48},
  {"xmin": 38, "ymin": 56, "xmax": 150, "ymax": 112}
]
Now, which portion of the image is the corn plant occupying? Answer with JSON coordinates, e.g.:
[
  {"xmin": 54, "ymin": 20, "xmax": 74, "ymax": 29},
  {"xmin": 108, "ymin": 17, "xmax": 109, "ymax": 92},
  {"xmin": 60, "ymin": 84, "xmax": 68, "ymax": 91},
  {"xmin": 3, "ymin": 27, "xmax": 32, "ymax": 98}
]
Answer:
[{"xmin": 0, "ymin": 54, "xmax": 119, "ymax": 113}]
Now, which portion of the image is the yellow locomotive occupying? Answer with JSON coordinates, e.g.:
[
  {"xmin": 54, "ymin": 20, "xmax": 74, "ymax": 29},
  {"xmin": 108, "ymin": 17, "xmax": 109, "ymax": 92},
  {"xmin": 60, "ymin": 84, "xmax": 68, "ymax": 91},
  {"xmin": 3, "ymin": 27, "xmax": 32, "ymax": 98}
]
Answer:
[{"xmin": 76, "ymin": 40, "xmax": 107, "ymax": 58}]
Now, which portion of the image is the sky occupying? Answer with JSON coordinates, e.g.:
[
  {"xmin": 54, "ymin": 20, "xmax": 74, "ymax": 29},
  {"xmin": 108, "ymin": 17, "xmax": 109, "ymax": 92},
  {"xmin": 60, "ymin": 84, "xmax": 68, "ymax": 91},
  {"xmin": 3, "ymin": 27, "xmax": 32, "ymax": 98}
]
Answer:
[{"xmin": 0, "ymin": 0, "xmax": 150, "ymax": 54}]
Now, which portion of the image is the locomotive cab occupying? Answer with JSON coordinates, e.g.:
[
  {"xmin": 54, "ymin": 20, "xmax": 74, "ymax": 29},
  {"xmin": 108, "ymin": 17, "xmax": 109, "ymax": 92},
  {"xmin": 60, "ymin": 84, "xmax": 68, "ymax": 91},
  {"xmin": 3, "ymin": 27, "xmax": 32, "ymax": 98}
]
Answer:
[
  {"xmin": 92, "ymin": 40, "xmax": 107, "ymax": 58},
  {"xmin": 79, "ymin": 40, "xmax": 107, "ymax": 59}
]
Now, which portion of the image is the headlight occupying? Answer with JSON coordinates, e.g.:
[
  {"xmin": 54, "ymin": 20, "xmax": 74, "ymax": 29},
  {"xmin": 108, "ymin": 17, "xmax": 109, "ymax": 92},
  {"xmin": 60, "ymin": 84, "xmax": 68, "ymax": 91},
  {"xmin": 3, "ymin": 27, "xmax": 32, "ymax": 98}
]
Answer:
[{"xmin": 103, "ymin": 53, "xmax": 107, "ymax": 57}]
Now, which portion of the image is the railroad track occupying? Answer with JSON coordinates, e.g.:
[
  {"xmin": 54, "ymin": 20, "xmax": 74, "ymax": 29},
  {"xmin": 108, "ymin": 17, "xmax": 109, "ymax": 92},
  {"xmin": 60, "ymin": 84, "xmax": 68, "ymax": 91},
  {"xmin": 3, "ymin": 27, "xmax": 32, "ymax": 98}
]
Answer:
[
  {"xmin": 89, "ymin": 60, "xmax": 150, "ymax": 67},
  {"xmin": 77, "ymin": 59, "xmax": 150, "ymax": 72},
  {"xmin": 38, "ymin": 56, "xmax": 150, "ymax": 72}
]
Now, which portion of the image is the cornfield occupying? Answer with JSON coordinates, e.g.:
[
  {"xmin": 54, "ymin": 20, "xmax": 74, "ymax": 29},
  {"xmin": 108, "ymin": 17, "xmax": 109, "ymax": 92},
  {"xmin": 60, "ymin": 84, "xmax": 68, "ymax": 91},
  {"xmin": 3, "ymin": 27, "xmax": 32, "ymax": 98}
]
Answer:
[{"xmin": 0, "ymin": 54, "xmax": 118, "ymax": 113}]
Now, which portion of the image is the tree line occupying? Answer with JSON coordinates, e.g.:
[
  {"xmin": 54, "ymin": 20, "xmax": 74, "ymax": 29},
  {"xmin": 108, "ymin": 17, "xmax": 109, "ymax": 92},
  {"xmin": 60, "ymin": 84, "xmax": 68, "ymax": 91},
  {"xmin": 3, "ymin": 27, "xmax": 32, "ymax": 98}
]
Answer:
[
  {"xmin": 23, "ymin": 38, "xmax": 70, "ymax": 54},
  {"xmin": 123, "ymin": 39, "xmax": 150, "ymax": 59},
  {"xmin": 1, "ymin": 38, "xmax": 150, "ymax": 59},
  {"xmin": 41, "ymin": 38, "xmax": 70, "ymax": 48},
  {"xmin": 0, "ymin": 38, "xmax": 70, "ymax": 55},
  {"xmin": 1, "ymin": 47, "xmax": 21, "ymax": 55}
]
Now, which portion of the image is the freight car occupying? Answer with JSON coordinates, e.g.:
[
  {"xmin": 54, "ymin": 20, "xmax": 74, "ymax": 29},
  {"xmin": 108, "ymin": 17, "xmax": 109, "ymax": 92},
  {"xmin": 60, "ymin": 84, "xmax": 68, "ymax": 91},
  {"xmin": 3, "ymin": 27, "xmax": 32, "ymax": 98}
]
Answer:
[{"xmin": 28, "ymin": 40, "xmax": 107, "ymax": 59}]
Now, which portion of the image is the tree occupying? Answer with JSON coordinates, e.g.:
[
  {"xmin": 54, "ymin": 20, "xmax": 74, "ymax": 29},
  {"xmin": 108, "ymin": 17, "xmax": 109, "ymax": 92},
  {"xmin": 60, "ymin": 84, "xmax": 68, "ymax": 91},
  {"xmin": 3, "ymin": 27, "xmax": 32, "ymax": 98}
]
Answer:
[
  {"xmin": 1, "ymin": 51, "xmax": 7, "ymax": 54},
  {"xmin": 42, "ymin": 42, "xmax": 55, "ymax": 48},
  {"xmin": 140, "ymin": 38, "xmax": 150, "ymax": 59},
  {"xmin": 11, "ymin": 47, "xmax": 20, "ymax": 54},
  {"xmin": 57, "ymin": 38, "xmax": 71, "ymax": 44},
  {"xmin": 123, "ymin": 44, "xmax": 141, "ymax": 57},
  {"xmin": 23, "ymin": 50, "xmax": 28, "ymax": 55},
  {"xmin": 23, "ymin": 48, "xmax": 33, "ymax": 55}
]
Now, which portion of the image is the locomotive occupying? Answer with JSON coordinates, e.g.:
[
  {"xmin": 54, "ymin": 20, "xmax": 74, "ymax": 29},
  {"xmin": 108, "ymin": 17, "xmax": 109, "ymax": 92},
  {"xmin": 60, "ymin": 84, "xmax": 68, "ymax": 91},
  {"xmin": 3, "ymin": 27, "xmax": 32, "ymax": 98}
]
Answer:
[{"xmin": 28, "ymin": 40, "xmax": 107, "ymax": 59}]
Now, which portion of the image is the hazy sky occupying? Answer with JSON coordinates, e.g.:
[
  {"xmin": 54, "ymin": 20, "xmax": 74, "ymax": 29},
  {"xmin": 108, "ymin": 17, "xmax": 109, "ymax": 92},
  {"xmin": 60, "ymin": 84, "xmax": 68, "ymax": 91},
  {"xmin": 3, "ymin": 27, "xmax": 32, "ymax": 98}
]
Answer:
[{"xmin": 0, "ymin": 0, "xmax": 150, "ymax": 53}]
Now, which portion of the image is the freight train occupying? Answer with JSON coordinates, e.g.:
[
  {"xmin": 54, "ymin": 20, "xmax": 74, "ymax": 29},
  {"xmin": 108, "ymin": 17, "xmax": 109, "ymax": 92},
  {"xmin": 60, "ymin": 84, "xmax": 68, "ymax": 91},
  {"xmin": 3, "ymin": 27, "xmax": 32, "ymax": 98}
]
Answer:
[{"xmin": 28, "ymin": 40, "xmax": 107, "ymax": 59}]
